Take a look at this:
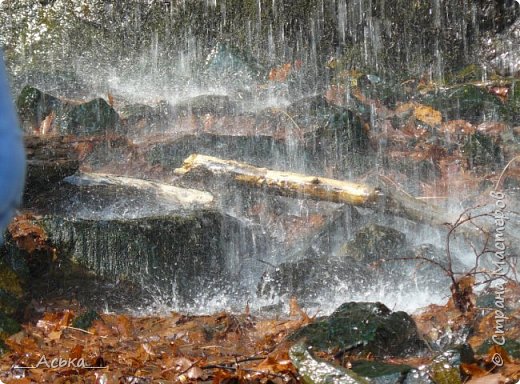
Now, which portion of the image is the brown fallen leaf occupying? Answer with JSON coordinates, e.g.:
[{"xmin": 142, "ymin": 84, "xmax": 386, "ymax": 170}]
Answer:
[{"xmin": 466, "ymin": 373, "xmax": 507, "ymax": 384}]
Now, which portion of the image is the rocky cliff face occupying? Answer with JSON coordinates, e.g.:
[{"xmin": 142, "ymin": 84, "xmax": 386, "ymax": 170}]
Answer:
[{"xmin": 1, "ymin": 0, "xmax": 518, "ymax": 97}]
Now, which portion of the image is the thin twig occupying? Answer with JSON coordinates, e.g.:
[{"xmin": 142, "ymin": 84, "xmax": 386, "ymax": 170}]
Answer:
[
  {"xmin": 65, "ymin": 326, "xmax": 94, "ymax": 335},
  {"xmin": 495, "ymin": 155, "xmax": 520, "ymax": 190}
]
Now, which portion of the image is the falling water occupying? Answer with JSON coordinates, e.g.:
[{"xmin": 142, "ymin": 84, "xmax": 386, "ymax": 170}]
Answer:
[{"xmin": 1, "ymin": 0, "xmax": 519, "ymax": 314}]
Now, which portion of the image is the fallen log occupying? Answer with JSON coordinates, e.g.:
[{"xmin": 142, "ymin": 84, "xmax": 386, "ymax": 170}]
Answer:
[{"xmin": 173, "ymin": 154, "xmax": 450, "ymax": 226}]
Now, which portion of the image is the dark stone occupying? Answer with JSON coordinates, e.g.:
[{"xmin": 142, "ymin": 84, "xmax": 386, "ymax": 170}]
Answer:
[
  {"xmin": 288, "ymin": 302, "xmax": 427, "ymax": 358},
  {"xmin": 383, "ymin": 244, "xmax": 454, "ymax": 287}
]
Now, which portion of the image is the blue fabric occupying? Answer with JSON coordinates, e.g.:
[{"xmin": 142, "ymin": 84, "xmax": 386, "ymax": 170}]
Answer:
[{"xmin": 0, "ymin": 51, "xmax": 26, "ymax": 243}]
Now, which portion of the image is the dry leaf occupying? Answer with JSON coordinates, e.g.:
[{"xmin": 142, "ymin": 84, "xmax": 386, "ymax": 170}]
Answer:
[
  {"xmin": 466, "ymin": 373, "xmax": 507, "ymax": 384},
  {"xmin": 414, "ymin": 104, "xmax": 442, "ymax": 126}
]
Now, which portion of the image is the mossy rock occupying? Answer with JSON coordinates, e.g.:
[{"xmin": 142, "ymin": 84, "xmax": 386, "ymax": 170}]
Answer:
[
  {"xmin": 288, "ymin": 302, "xmax": 427, "ymax": 358},
  {"xmin": 0, "ymin": 312, "xmax": 21, "ymax": 341},
  {"xmin": 422, "ymin": 85, "xmax": 505, "ymax": 124},
  {"xmin": 462, "ymin": 132, "xmax": 502, "ymax": 168}
]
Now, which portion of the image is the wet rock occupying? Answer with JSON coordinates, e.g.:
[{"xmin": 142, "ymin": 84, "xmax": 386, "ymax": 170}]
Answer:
[
  {"xmin": 21, "ymin": 173, "xmax": 271, "ymax": 306},
  {"xmin": 204, "ymin": 42, "xmax": 266, "ymax": 91},
  {"xmin": 462, "ymin": 132, "xmax": 502, "ymax": 168},
  {"xmin": 257, "ymin": 254, "xmax": 369, "ymax": 302},
  {"xmin": 12, "ymin": 70, "xmax": 88, "ymax": 99},
  {"xmin": 383, "ymin": 244, "xmax": 455, "ymax": 289},
  {"xmin": 144, "ymin": 133, "xmax": 298, "ymax": 172},
  {"xmin": 446, "ymin": 65, "xmax": 484, "ymax": 84},
  {"xmin": 402, "ymin": 368, "xmax": 435, "ymax": 384},
  {"xmin": 336, "ymin": 224, "xmax": 406, "ymax": 263},
  {"xmin": 302, "ymin": 100, "xmax": 369, "ymax": 158},
  {"xmin": 289, "ymin": 342, "xmax": 371, "ymax": 384},
  {"xmin": 288, "ymin": 302, "xmax": 427, "ymax": 358},
  {"xmin": 120, "ymin": 102, "xmax": 170, "ymax": 135},
  {"xmin": 357, "ymin": 75, "xmax": 407, "ymax": 109},
  {"xmin": 480, "ymin": 17, "xmax": 520, "ymax": 77},
  {"xmin": 0, "ymin": 290, "xmax": 22, "ymax": 318},
  {"xmin": 421, "ymin": 85, "xmax": 505, "ymax": 124},
  {"xmin": 16, "ymin": 86, "xmax": 61, "ymax": 133},
  {"xmin": 16, "ymin": 87, "xmax": 120, "ymax": 136},
  {"xmin": 62, "ymin": 98, "xmax": 120, "ymax": 136},
  {"xmin": 174, "ymin": 94, "xmax": 238, "ymax": 117},
  {"xmin": 24, "ymin": 135, "xmax": 80, "ymax": 194}
]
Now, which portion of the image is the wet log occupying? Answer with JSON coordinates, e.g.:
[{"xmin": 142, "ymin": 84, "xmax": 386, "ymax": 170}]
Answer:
[{"xmin": 173, "ymin": 154, "xmax": 449, "ymax": 226}]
